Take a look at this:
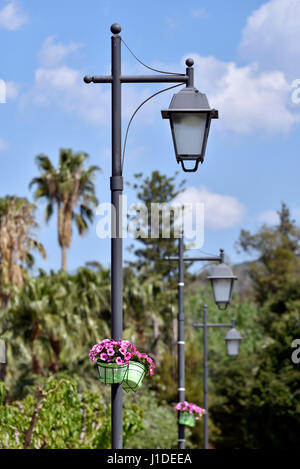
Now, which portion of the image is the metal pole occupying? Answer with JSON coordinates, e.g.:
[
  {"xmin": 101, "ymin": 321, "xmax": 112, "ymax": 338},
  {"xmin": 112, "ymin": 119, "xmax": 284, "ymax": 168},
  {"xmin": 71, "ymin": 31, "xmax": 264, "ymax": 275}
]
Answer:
[
  {"xmin": 111, "ymin": 24, "xmax": 123, "ymax": 450},
  {"xmin": 203, "ymin": 304, "xmax": 208, "ymax": 449},
  {"xmin": 178, "ymin": 232, "xmax": 185, "ymax": 449},
  {"xmin": 84, "ymin": 25, "xmax": 201, "ymax": 451}
]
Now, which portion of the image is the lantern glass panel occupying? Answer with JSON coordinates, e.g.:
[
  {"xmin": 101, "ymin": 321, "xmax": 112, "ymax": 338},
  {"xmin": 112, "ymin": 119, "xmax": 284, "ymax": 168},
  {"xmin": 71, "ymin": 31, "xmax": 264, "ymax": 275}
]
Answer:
[
  {"xmin": 211, "ymin": 278, "xmax": 233, "ymax": 305},
  {"xmin": 226, "ymin": 339, "xmax": 240, "ymax": 357},
  {"xmin": 172, "ymin": 112, "xmax": 207, "ymax": 156}
]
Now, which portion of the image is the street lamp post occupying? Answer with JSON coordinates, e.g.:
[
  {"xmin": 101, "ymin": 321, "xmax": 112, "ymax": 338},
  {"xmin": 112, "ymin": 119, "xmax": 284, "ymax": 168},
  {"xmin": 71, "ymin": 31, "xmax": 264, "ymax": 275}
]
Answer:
[
  {"xmin": 84, "ymin": 23, "xmax": 218, "ymax": 450},
  {"xmin": 165, "ymin": 234, "xmax": 224, "ymax": 449},
  {"xmin": 0, "ymin": 339, "xmax": 5, "ymax": 382},
  {"xmin": 193, "ymin": 305, "xmax": 242, "ymax": 449}
]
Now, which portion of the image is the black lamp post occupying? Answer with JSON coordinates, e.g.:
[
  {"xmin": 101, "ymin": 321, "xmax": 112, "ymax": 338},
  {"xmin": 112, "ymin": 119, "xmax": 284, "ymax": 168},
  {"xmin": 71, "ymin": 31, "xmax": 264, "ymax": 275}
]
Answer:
[
  {"xmin": 193, "ymin": 307, "xmax": 242, "ymax": 449},
  {"xmin": 84, "ymin": 23, "xmax": 218, "ymax": 450},
  {"xmin": 0, "ymin": 339, "xmax": 6, "ymax": 382},
  {"xmin": 165, "ymin": 236, "xmax": 225, "ymax": 449}
]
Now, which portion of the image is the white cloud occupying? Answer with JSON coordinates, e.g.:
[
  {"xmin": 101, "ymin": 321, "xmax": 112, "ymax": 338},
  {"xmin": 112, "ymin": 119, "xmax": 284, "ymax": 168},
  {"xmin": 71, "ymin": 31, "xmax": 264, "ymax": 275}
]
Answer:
[
  {"xmin": 27, "ymin": 64, "xmax": 159, "ymax": 126},
  {"xmin": 30, "ymin": 52, "xmax": 300, "ymax": 134},
  {"xmin": 18, "ymin": 34, "xmax": 165, "ymax": 125},
  {"xmin": 257, "ymin": 210, "xmax": 279, "ymax": 225},
  {"xmin": 38, "ymin": 36, "xmax": 83, "ymax": 67},
  {"xmin": 0, "ymin": 1, "xmax": 27, "ymax": 30},
  {"xmin": 25, "ymin": 7, "xmax": 300, "ymax": 135},
  {"xmin": 5, "ymin": 80, "xmax": 18, "ymax": 99},
  {"xmin": 0, "ymin": 137, "xmax": 8, "ymax": 152},
  {"xmin": 258, "ymin": 207, "xmax": 300, "ymax": 225},
  {"xmin": 239, "ymin": 0, "xmax": 300, "ymax": 76},
  {"xmin": 188, "ymin": 54, "xmax": 299, "ymax": 134},
  {"xmin": 174, "ymin": 186, "xmax": 245, "ymax": 231},
  {"xmin": 31, "ymin": 66, "xmax": 111, "ymax": 124},
  {"xmin": 0, "ymin": 79, "xmax": 18, "ymax": 102},
  {"xmin": 191, "ymin": 8, "xmax": 206, "ymax": 18},
  {"xmin": 24, "ymin": 35, "xmax": 161, "ymax": 126},
  {"xmin": 166, "ymin": 17, "xmax": 179, "ymax": 31}
]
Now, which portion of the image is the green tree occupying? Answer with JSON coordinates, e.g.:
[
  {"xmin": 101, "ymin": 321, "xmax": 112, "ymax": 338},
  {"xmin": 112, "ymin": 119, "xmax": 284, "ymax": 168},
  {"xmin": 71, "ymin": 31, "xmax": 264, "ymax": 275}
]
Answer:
[
  {"xmin": 0, "ymin": 196, "xmax": 45, "ymax": 305},
  {"xmin": 210, "ymin": 203, "xmax": 300, "ymax": 448},
  {"xmin": 2, "ymin": 267, "xmax": 111, "ymax": 393},
  {"xmin": 0, "ymin": 376, "xmax": 143, "ymax": 449},
  {"xmin": 29, "ymin": 149, "xmax": 100, "ymax": 271},
  {"xmin": 236, "ymin": 202, "xmax": 300, "ymax": 305},
  {"xmin": 128, "ymin": 171, "xmax": 185, "ymax": 279}
]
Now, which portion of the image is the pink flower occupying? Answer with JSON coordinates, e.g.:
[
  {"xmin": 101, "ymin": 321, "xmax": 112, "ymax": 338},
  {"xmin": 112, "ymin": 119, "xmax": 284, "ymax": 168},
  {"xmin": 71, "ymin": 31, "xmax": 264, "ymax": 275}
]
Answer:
[
  {"xmin": 116, "ymin": 357, "xmax": 124, "ymax": 365},
  {"xmin": 121, "ymin": 340, "xmax": 130, "ymax": 348},
  {"xmin": 107, "ymin": 348, "xmax": 115, "ymax": 356},
  {"xmin": 182, "ymin": 401, "xmax": 188, "ymax": 411},
  {"xmin": 146, "ymin": 357, "xmax": 153, "ymax": 364},
  {"xmin": 173, "ymin": 401, "xmax": 206, "ymax": 417},
  {"xmin": 119, "ymin": 348, "xmax": 127, "ymax": 355},
  {"xmin": 173, "ymin": 403, "xmax": 182, "ymax": 411},
  {"xmin": 100, "ymin": 353, "xmax": 108, "ymax": 361},
  {"xmin": 124, "ymin": 352, "xmax": 132, "ymax": 361}
]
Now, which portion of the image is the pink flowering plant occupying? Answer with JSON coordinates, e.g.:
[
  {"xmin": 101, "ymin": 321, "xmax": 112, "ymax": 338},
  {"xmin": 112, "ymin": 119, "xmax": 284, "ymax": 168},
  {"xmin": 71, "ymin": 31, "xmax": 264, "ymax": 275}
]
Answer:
[
  {"xmin": 173, "ymin": 401, "xmax": 206, "ymax": 420},
  {"xmin": 89, "ymin": 339, "xmax": 156, "ymax": 376}
]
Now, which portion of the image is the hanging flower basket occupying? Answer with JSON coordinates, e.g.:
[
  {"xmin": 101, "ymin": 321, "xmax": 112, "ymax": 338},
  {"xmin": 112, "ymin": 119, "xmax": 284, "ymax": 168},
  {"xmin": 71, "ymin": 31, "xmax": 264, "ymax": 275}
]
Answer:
[
  {"xmin": 96, "ymin": 361, "xmax": 128, "ymax": 384},
  {"xmin": 123, "ymin": 361, "xmax": 147, "ymax": 392},
  {"xmin": 89, "ymin": 339, "xmax": 155, "ymax": 391},
  {"xmin": 179, "ymin": 411, "xmax": 196, "ymax": 427},
  {"xmin": 173, "ymin": 401, "xmax": 206, "ymax": 427}
]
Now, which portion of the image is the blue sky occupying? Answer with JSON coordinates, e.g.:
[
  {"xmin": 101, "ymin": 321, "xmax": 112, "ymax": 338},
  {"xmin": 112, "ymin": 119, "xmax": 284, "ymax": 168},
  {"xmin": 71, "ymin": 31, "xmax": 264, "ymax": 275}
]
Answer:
[{"xmin": 0, "ymin": 0, "xmax": 299, "ymax": 274}]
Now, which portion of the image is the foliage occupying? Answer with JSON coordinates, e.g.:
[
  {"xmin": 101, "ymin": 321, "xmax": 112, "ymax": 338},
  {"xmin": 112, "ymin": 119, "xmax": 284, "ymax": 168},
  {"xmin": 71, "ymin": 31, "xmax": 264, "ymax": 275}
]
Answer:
[
  {"xmin": 0, "ymin": 196, "xmax": 45, "ymax": 303},
  {"xmin": 236, "ymin": 202, "xmax": 300, "ymax": 304},
  {"xmin": 0, "ymin": 376, "xmax": 143, "ymax": 449},
  {"xmin": 1, "ymin": 159, "xmax": 300, "ymax": 450},
  {"xmin": 127, "ymin": 171, "xmax": 185, "ymax": 280},
  {"xmin": 126, "ymin": 391, "xmax": 181, "ymax": 449},
  {"xmin": 1, "ymin": 267, "xmax": 111, "ymax": 396},
  {"xmin": 210, "ymin": 202, "xmax": 300, "ymax": 448}
]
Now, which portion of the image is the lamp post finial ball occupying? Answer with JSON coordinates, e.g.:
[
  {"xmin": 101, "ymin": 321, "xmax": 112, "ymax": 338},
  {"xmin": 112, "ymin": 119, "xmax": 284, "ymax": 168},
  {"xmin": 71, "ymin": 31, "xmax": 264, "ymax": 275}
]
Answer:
[
  {"xmin": 185, "ymin": 58, "xmax": 194, "ymax": 67},
  {"xmin": 111, "ymin": 23, "xmax": 121, "ymax": 34}
]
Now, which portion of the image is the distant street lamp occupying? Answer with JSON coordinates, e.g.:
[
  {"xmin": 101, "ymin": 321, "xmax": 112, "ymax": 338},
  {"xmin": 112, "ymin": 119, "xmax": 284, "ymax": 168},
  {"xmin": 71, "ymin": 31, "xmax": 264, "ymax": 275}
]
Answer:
[
  {"xmin": 207, "ymin": 262, "xmax": 237, "ymax": 310},
  {"xmin": 0, "ymin": 339, "xmax": 5, "ymax": 364},
  {"xmin": 165, "ymin": 236, "xmax": 226, "ymax": 449},
  {"xmin": 0, "ymin": 339, "xmax": 6, "ymax": 382},
  {"xmin": 225, "ymin": 327, "xmax": 242, "ymax": 356},
  {"xmin": 194, "ymin": 306, "xmax": 242, "ymax": 449}
]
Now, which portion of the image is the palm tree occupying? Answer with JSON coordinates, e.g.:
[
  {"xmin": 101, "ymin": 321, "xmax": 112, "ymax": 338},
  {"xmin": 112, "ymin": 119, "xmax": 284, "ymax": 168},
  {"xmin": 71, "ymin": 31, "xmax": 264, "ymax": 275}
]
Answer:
[
  {"xmin": 3, "ymin": 268, "xmax": 111, "ymax": 387},
  {"xmin": 29, "ymin": 149, "xmax": 100, "ymax": 271},
  {"xmin": 0, "ymin": 196, "xmax": 45, "ymax": 307}
]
